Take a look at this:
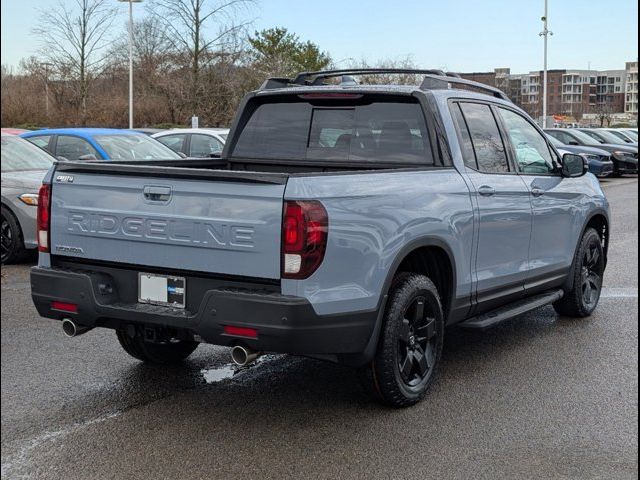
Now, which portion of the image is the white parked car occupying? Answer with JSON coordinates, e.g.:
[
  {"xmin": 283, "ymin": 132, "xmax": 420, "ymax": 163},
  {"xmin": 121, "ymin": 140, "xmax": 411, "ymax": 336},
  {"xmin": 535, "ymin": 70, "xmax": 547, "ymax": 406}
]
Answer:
[{"xmin": 152, "ymin": 128, "xmax": 229, "ymax": 158}]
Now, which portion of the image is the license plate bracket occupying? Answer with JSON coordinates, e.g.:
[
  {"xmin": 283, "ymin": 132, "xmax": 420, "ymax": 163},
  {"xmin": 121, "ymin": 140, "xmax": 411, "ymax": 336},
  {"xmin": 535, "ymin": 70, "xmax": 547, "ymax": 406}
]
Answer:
[{"xmin": 138, "ymin": 273, "xmax": 186, "ymax": 309}]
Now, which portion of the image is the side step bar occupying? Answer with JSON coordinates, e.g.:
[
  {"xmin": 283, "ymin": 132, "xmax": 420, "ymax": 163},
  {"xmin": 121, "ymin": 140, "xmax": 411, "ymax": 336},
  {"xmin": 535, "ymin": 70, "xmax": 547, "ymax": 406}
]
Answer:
[{"xmin": 458, "ymin": 289, "xmax": 564, "ymax": 330}]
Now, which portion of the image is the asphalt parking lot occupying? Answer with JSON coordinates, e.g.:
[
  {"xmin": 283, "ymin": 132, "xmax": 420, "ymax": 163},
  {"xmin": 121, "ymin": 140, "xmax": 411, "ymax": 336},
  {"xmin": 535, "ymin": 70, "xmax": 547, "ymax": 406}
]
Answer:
[{"xmin": 1, "ymin": 177, "xmax": 638, "ymax": 480}]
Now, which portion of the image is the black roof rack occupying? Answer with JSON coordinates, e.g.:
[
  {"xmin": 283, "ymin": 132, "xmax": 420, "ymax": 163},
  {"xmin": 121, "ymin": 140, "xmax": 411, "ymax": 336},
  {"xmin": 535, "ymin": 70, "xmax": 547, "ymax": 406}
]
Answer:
[{"xmin": 259, "ymin": 68, "xmax": 511, "ymax": 102}]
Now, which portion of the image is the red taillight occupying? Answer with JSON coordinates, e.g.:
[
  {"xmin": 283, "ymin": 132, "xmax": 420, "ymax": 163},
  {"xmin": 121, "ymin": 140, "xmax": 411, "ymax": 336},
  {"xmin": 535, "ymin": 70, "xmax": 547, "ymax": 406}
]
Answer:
[
  {"xmin": 223, "ymin": 325, "xmax": 258, "ymax": 338},
  {"xmin": 282, "ymin": 200, "xmax": 328, "ymax": 279},
  {"xmin": 37, "ymin": 184, "xmax": 51, "ymax": 252},
  {"xmin": 51, "ymin": 301, "xmax": 78, "ymax": 313}
]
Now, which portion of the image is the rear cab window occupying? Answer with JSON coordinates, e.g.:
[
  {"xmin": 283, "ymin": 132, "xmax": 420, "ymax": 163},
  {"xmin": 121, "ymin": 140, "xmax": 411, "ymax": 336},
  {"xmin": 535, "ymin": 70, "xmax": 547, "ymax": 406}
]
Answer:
[{"xmin": 229, "ymin": 94, "xmax": 435, "ymax": 167}]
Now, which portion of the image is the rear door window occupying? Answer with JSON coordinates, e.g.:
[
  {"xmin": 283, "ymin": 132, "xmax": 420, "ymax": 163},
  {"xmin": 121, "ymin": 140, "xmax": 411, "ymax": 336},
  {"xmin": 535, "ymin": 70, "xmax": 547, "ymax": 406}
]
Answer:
[
  {"xmin": 231, "ymin": 97, "xmax": 433, "ymax": 165},
  {"xmin": 189, "ymin": 134, "xmax": 224, "ymax": 158},
  {"xmin": 451, "ymin": 103, "xmax": 477, "ymax": 169},
  {"xmin": 56, "ymin": 135, "xmax": 100, "ymax": 160},
  {"xmin": 458, "ymin": 103, "xmax": 509, "ymax": 173},
  {"xmin": 24, "ymin": 135, "xmax": 54, "ymax": 153},
  {"xmin": 156, "ymin": 134, "xmax": 187, "ymax": 154}
]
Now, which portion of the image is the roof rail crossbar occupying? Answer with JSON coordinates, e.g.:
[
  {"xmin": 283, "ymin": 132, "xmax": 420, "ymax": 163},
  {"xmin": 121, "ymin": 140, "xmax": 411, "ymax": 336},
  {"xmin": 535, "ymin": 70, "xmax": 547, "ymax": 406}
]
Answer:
[
  {"xmin": 291, "ymin": 68, "xmax": 448, "ymax": 86},
  {"xmin": 259, "ymin": 68, "xmax": 511, "ymax": 102},
  {"xmin": 419, "ymin": 74, "xmax": 511, "ymax": 101}
]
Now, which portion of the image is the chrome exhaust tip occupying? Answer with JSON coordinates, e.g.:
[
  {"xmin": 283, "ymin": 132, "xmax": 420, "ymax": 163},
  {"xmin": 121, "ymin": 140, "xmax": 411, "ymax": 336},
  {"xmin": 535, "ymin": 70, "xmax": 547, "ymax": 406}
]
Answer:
[
  {"xmin": 230, "ymin": 345, "xmax": 260, "ymax": 366},
  {"xmin": 62, "ymin": 318, "xmax": 92, "ymax": 338}
]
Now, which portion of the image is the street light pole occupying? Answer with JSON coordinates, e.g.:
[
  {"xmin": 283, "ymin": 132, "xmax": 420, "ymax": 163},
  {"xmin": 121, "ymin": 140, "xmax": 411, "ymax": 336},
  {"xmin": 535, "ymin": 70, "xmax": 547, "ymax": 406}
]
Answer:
[
  {"xmin": 41, "ymin": 62, "xmax": 53, "ymax": 119},
  {"xmin": 539, "ymin": 0, "xmax": 553, "ymax": 128},
  {"xmin": 118, "ymin": 0, "xmax": 142, "ymax": 129}
]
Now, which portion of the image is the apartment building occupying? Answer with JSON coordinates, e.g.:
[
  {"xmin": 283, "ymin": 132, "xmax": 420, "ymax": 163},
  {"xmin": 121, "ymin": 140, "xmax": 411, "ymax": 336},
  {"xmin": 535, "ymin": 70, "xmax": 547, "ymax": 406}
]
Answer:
[
  {"xmin": 625, "ymin": 61, "xmax": 638, "ymax": 116},
  {"xmin": 460, "ymin": 63, "xmax": 636, "ymax": 122}
]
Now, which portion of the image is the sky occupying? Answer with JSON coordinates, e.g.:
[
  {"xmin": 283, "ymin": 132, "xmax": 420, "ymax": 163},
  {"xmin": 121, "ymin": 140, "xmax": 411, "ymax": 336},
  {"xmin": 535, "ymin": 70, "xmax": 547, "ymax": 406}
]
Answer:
[{"xmin": 1, "ymin": 0, "xmax": 637, "ymax": 74}]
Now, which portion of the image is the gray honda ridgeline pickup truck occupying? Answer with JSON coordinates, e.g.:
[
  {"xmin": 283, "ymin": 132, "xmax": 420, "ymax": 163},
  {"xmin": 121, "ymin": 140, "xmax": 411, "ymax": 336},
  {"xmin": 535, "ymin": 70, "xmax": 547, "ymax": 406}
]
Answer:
[{"xmin": 31, "ymin": 69, "xmax": 610, "ymax": 407}]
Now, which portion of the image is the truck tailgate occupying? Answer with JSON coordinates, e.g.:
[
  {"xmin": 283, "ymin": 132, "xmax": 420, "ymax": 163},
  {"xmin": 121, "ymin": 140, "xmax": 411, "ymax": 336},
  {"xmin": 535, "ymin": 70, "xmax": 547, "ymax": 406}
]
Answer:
[{"xmin": 50, "ymin": 171, "xmax": 285, "ymax": 279}]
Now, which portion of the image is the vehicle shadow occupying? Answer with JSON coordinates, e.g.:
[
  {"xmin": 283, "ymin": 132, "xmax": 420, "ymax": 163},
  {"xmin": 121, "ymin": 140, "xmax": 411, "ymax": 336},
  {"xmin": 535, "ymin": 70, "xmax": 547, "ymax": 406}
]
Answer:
[{"xmin": 63, "ymin": 304, "xmax": 580, "ymax": 420}]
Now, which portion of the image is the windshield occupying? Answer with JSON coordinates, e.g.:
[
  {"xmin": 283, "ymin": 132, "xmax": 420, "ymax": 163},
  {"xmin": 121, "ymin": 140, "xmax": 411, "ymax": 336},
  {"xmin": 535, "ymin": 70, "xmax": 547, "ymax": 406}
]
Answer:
[
  {"xmin": 1, "ymin": 135, "xmax": 54, "ymax": 172},
  {"xmin": 589, "ymin": 129, "xmax": 630, "ymax": 145},
  {"xmin": 624, "ymin": 130, "xmax": 638, "ymax": 141},
  {"xmin": 93, "ymin": 134, "xmax": 182, "ymax": 160},
  {"xmin": 567, "ymin": 129, "xmax": 602, "ymax": 146},
  {"xmin": 547, "ymin": 135, "xmax": 564, "ymax": 147}
]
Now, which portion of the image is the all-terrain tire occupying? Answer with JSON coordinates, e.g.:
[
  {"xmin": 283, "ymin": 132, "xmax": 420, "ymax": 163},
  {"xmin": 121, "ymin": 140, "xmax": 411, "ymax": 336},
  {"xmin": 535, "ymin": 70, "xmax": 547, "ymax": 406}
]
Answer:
[
  {"xmin": 1, "ymin": 205, "xmax": 27, "ymax": 264},
  {"xmin": 553, "ymin": 227, "xmax": 605, "ymax": 318},
  {"xmin": 369, "ymin": 273, "xmax": 445, "ymax": 408}
]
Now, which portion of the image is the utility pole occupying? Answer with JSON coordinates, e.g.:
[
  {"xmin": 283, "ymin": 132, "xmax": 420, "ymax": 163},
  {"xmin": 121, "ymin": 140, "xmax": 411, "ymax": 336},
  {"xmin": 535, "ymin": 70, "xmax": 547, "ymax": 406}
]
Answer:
[
  {"xmin": 118, "ymin": 0, "xmax": 143, "ymax": 129},
  {"xmin": 539, "ymin": 0, "xmax": 553, "ymax": 128},
  {"xmin": 42, "ymin": 62, "xmax": 53, "ymax": 119}
]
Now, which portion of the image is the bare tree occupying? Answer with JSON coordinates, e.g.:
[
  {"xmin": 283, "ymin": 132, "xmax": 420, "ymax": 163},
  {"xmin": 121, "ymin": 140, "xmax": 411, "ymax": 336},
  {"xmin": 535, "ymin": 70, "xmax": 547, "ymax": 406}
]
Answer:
[
  {"xmin": 150, "ymin": 0, "xmax": 253, "ymax": 117},
  {"xmin": 32, "ymin": 0, "xmax": 119, "ymax": 125},
  {"xmin": 594, "ymin": 102, "xmax": 614, "ymax": 127},
  {"xmin": 345, "ymin": 57, "xmax": 424, "ymax": 86}
]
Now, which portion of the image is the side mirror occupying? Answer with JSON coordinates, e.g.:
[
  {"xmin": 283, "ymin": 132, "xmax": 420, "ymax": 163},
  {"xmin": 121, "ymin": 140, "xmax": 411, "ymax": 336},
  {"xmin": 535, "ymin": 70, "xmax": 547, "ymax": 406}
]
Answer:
[
  {"xmin": 78, "ymin": 154, "xmax": 98, "ymax": 161},
  {"xmin": 562, "ymin": 153, "xmax": 588, "ymax": 178},
  {"xmin": 568, "ymin": 141, "xmax": 579, "ymax": 146},
  {"xmin": 209, "ymin": 152, "xmax": 222, "ymax": 158},
  {"xmin": 57, "ymin": 156, "xmax": 70, "ymax": 162},
  {"xmin": 177, "ymin": 151, "xmax": 187, "ymax": 158}
]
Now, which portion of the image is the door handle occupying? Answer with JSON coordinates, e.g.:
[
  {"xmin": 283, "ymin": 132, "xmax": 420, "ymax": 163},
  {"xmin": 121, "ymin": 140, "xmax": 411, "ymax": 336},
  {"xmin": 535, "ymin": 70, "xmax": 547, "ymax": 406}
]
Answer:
[
  {"xmin": 478, "ymin": 185, "xmax": 495, "ymax": 197},
  {"xmin": 143, "ymin": 185, "xmax": 172, "ymax": 202},
  {"xmin": 531, "ymin": 187, "xmax": 545, "ymax": 197}
]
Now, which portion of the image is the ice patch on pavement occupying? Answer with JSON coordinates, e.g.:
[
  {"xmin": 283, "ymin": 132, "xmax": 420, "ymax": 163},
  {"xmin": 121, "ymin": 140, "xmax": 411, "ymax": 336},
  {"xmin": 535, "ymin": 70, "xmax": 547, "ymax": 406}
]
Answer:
[
  {"xmin": 600, "ymin": 287, "xmax": 638, "ymax": 298},
  {"xmin": 1, "ymin": 411, "xmax": 122, "ymax": 479},
  {"xmin": 200, "ymin": 354, "xmax": 278, "ymax": 384},
  {"xmin": 201, "ymin": 364, "xmax": 238, "ymax": 383}
]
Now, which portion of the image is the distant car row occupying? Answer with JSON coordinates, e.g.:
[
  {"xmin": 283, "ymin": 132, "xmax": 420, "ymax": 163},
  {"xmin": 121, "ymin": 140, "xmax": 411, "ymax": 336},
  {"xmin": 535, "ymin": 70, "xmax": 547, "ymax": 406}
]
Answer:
[
  {"xmin": 4, "ymin": 127, "xmax": 230, "ymax": 162},
  {"xmin": 544, "ymin": 128, "xmax": 638, "ymax": 176}
]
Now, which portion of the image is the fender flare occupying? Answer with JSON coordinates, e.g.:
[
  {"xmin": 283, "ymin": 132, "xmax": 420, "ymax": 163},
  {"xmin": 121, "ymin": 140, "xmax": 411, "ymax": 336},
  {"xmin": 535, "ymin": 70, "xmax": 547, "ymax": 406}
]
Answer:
[
  {"xmin": 563, "ymin": 208, "xmax": 610, "ymax": 292},
  {"xmin": 350, "ymin": 236, "xmax": 458, "ymax": 366}
]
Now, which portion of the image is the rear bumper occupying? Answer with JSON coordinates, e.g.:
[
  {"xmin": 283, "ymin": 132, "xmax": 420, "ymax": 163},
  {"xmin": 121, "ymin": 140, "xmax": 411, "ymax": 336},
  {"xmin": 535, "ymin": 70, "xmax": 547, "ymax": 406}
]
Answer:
[{"xmin": 30, "ymin": 265, "xmax": 378, "ymax": 364}]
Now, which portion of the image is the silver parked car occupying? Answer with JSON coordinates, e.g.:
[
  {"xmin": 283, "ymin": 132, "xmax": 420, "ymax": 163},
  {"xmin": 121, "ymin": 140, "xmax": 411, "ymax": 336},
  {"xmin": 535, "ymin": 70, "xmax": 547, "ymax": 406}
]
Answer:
[
  {"xmin": 1, "ymin": 135, "xmax": 54, "ymax": 263},
  {"xmin": 152, "ymin": 128, "xmax": 229, "ymax": 157}
]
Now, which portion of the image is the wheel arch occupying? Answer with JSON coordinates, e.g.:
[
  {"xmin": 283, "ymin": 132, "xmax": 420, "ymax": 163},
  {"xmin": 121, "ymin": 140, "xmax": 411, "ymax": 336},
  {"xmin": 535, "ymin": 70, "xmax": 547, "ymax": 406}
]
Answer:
[
  {"xmin": 582, "ymin": 210, "xmax": 610, "ymax": 266},
  {"xmin": 344, "ymin": 237, "xmax": 458, "ymax": 367},
  {"xmin": 562, "ymin": 209, "xmax": 610, "ymax": 293}
]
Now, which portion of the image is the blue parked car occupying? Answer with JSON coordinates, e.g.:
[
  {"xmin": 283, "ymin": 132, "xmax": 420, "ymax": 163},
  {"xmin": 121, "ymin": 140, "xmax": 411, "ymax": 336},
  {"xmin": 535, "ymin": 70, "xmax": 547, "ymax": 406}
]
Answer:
[
  {"xmin": 547, "ymin": 134, "xmax": 614, "ymax": 178},
  {"xmin": 20, "ymin": 128, "xmax": 182, "ymax": 161}
]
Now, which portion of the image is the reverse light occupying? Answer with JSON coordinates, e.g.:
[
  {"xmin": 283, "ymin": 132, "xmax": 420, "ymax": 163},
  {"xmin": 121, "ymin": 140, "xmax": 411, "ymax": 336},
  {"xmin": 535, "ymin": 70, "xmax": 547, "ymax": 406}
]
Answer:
[
  {"xmin": 18, "ymin": 193, "xmax": 39, "ymax": 206},
  {"xmin": 36, "ymin": 184, "xmax": 51, "ymax": 252},
  {"xmin": 282, "ymin": 200, "xmax": 328, "ymax": 279}
]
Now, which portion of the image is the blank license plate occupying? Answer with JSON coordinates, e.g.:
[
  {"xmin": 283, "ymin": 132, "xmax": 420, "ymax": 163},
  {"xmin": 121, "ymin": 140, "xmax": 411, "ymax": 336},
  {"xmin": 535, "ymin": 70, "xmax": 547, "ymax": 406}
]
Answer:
[{"xmin": 138, "ymin": 273, "xmax": 186, "ymax": 309}]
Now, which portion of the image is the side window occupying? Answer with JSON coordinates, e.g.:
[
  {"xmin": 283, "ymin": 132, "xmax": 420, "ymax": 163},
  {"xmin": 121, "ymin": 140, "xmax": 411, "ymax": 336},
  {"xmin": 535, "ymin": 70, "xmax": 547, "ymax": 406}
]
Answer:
[
  {"xmin": 451, "ymin": 103, "xmax": 477, "ymax": 169},
  {"xmin": 497, "ymin": 108, "xmax": 556, "ymax": 174},
  {"xmin": 156, "ymin": 134, "xmax": 187, "ymax": 154},
  {"xmin": 459, "ymin": 103, "xmax": 509, "ymax": 173},
  {"xmin": 56, "ymin": 136, "xmax": 99, "ymax": 160},
  {"xmin": 189, "ymin": 134, "xmax": 223, "ymax": 158},
  {"xmin": 25, "ymin": 135, "xmax": 53, "ymax": 153},
  {"xmin": 547, "ymin": 131, "xmax": 570, "ymax": 144}
]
